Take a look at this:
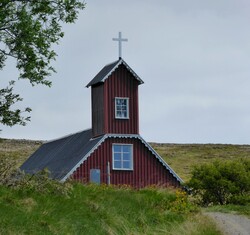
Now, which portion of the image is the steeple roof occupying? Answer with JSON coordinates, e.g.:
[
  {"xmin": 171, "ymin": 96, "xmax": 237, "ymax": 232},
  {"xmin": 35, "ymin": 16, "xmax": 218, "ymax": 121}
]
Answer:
[{"xmin": 86, "ymin": 58, "xmax": 144, "ymax": 87}]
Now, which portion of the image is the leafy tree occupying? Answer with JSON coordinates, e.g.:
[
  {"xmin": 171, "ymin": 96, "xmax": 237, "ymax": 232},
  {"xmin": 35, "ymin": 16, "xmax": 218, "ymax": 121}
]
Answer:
[
  {"xmin": 188, "ymin": 159, "xmax": 250, "ymax": 205},
  {"xmin": 0, "ymin": 0, "xmax": 85, "ymax": 129}
]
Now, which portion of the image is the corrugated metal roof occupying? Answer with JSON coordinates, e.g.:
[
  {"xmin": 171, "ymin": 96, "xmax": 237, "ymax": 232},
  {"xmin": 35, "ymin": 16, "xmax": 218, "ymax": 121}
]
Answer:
[
  {"xmin": 21, "ymin": 130, "xmax": 183, "ymax": 184},
  {"xmin": 86, "ymin": 58, "xmax": 144, "ymax": 87},
  {"xmin": 20, "ymin": 129, "xmax": 103, "ymax": 180}
]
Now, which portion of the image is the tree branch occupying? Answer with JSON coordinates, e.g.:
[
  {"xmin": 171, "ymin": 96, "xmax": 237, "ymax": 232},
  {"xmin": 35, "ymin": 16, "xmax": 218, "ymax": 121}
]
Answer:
[
  {"xmin": 0, "ymin": 49, "xmax": 18, "ymax": 59},
  {"xmin": 0, "ymin": 27, "xmax": 12, "ymax": 31}
]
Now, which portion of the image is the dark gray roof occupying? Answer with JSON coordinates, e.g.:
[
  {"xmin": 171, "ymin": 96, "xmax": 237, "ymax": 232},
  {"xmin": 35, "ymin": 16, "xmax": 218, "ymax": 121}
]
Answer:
[
  {"xmin": 86, "ymin": 58, "xmax": 144, "ymax": 87},
  {"xmin": 20, "ymin": 129, "xmax": 103, "ymax": 180}
]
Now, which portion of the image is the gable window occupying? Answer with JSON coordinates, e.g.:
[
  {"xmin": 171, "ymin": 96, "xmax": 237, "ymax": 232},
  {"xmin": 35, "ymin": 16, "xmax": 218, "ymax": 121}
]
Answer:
[
  {"xmin": 112, "ymin": 144, "xmax": 133, "ymax": 170},
  {"xmin": 115, "ymin": 98, "xmax": 129, "ymax": 119}
]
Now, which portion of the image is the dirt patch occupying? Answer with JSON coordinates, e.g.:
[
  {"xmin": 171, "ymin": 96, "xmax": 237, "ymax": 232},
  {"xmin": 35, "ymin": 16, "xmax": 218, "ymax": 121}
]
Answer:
[{"xmin": 205, "ymin": 212, "xmax": 250, "ymax": 235}]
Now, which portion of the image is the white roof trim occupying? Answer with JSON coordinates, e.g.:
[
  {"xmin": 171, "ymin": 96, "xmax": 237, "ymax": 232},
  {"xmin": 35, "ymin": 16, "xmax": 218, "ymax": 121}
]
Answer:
[
  {"xmin": 60, "ymin": 135, "xmax": 107, "ymax": 182},
  {"xmin": 61, "ymin": 133, "xmax": 183, "ymax": 183},
  {"xmin": 101, "ymin": 59, "xmax": 144, "ymax": 85},
  {"xmin": 107, "ymin": 134, "xmax": 183, "ymax": 183},
  {"xmin": 135, "ymin": 135, "xmax": 184, "ymax": 183}
]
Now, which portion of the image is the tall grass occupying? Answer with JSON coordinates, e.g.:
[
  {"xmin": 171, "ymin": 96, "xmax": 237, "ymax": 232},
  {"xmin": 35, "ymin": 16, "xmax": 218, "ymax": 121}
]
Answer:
[{"xmin": 0, "ymin": 183, "xmax": 221, "ymax": 235}]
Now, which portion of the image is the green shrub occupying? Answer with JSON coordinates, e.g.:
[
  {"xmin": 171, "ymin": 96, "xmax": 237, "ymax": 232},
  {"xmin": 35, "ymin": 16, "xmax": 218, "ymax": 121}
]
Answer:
[
  {"xmin": 0, "ymin": 156, "xmax": 72, "ymax": 196},
  {"xmin": 188, "ymin": 159, "xmax": 250, "ymax": 205}
]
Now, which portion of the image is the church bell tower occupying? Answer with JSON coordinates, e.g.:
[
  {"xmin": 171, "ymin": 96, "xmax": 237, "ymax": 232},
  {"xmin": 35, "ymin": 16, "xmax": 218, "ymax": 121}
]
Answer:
[{"xmin": 86, "ymin": 32, "xmax": 144, "ymax": 138}]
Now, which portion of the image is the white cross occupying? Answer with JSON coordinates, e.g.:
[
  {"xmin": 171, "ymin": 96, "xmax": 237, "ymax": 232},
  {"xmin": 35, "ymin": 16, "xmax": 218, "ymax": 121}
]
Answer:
[{"xmin": 112, "ymin": 32, "xmax": 128, "ymax": 58}]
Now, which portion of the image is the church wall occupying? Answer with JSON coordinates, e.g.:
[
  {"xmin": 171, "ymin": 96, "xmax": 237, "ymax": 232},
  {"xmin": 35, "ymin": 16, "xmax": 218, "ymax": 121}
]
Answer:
[{"xmin": 72, "ymin": 138, "xmax": 180, "ymax": 188}]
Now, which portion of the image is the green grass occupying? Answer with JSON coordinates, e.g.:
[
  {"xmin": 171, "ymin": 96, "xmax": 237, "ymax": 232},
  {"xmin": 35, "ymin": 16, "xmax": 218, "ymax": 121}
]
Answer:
[{"xmin": 0, "ymin": 184, "xmax": 221, "ymax": 235}]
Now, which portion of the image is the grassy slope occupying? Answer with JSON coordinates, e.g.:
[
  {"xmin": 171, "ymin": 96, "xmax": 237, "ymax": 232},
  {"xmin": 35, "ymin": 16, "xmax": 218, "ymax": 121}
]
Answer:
[
  {"xmin": 0, "ymin": 139, "xmax": 249, "ymax": 234},
  {"xmin": 0, "ymin": 184, "xmax": 220, "ymax": 235}
]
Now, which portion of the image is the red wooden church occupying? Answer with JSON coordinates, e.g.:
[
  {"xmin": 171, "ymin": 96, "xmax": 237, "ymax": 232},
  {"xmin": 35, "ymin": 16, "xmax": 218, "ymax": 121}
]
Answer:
[{"xmin": 21, "ymin": 34, "xmax": 183, "ymax": 188}]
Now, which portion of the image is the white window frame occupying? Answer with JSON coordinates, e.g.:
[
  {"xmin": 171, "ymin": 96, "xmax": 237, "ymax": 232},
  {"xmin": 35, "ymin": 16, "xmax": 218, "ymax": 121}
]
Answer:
[
  {"xmin": 115, "ymin": 97, "xmax": 129, "ymax": 119},
  {"xmin": 112, "ymin": 144, "xmax": 133, "ymax": 170}
]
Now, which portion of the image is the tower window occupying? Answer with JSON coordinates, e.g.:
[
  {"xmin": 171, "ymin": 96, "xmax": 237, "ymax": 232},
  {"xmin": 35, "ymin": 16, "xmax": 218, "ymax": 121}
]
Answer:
[
  {"xmin": 112, "ymin": 144, "xmax": 133, "ymax": 170},
  {"xmin": 115, "ymin": 97, "xmax": 129, "ymax": 119}
]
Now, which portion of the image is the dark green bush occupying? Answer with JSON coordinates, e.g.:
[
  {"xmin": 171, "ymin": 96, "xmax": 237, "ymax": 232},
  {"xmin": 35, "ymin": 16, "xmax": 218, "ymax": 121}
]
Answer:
[{"xmin": 188, "ymin": 159, "xmax": 250, "ymax": 205}]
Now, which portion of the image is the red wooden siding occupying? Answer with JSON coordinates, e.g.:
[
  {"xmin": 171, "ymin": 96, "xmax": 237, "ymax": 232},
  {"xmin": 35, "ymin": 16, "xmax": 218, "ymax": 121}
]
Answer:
[
  {"xmin": 104, "ymin": 64, "xmax": 139, "ymax": 135},
  {"xmin": 72, "ymin": 138, "xmax": 180, "ymax": 188}
]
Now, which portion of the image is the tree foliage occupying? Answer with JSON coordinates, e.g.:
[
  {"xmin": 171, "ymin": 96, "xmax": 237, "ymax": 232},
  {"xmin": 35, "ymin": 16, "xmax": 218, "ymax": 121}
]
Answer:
[
  {"xmin": 188, "ymin": 159, "xmax": 250, "ymax": 205},
  {"xmin": 0, "ymin": 0, "xmax": 85, "ymax": 129},
  {"xmin": 0, "ymin": 81, "xmax": 31, "ymax": 126}
]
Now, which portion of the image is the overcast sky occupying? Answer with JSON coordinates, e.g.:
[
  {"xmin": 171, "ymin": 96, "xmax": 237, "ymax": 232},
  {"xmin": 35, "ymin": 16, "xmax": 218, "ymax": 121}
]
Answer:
[{"xmin": 1, "ymin": 0, "xmax": 250, "ymax": 144}]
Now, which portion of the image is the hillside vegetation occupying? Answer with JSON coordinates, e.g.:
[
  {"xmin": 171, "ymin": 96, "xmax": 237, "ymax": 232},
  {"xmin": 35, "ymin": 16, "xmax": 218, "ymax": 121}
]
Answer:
[
  {"xmin": 150, "ymin": 143, "xmax": 250, "ymax": 181},
  {"xmin": 0, "ymin": 138, "xmax": 42, "ymax": 167},
  {"xmin": 0, "ymin": 182, "xmax": 222, "ymax": 235},
  {"xmin": 1, "ymin": 138, "xmax": 249, "ymax": 234}
]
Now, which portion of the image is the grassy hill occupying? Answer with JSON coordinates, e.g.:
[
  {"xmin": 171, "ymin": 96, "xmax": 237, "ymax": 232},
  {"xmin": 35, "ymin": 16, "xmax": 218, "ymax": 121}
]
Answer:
[
  {"xmin": 0, "ymin": 182, "xmax": 221, "ymax": 235},
  {"xmin": 1, "ymin": 138, "xmax": 249, "ymax": 234},
  {"xmin": 150, "ymin": 143, "xmax": 250, "ymax": 181}
]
